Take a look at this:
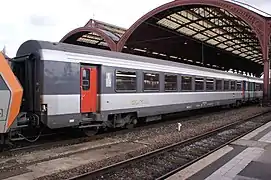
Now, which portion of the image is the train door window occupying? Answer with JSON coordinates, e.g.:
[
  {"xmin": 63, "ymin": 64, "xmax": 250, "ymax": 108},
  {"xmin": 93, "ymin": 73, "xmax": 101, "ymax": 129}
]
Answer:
[
  {"xmin": 143, "ymin": 72, "xmax": 160, "ymax": 91},
  {"xmin": 195, "ymin": 77, "xmax": 204, "ymax": 91},
  {"xmin": 181, "ymin": 76, "xmax": 192, "ymax": 91},
  {"xmin": 82, "ymin": 69, "xmax": 90, "ymax": 90},
  {"xmin": 206, "ymin": 78, "xmax": 214, "ymax": 91},
  {"xmin": 116, "ymin": 70, "xmax": 137, "ymax": 91},
  {"xmin": 165, "ymin": 74, "xmax": 177, "ymax": 91},
  {"xmin": 236, "ymin": 82, "xmax": 242, "ymax": 91},
  {"xmin": 230, "ymin": 81, "xmax": 236, "ymax": 91},
  {"xmin": 216, "ymin": 79, "xmax": 222, "ymax": 91},
  {"xmin": 224, "ymin": 80, "xmax": 229, "ymax": 91}
]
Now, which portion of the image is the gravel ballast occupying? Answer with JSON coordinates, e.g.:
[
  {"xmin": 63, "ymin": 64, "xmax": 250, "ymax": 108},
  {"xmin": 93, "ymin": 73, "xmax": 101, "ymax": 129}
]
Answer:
[{"xmin": 34, "ymin": 106, "xmax": 271, "ymax": 180}]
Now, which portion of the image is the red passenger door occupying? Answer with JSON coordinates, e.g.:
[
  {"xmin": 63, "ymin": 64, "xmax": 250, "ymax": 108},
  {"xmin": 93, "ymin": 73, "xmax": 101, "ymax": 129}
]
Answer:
[{"xmin": 80, "ymin": 66, "xmax": 97, "ymax": 113}]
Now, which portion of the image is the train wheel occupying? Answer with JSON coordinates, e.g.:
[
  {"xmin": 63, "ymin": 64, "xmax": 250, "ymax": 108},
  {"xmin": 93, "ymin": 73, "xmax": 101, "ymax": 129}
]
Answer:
[
  {"xmin": 125, "ymin": 116, "xmax": 138, "ymax": 129},
  {"xmin": 82, "ymin": 127, "xmax": 99, "ymax": 137}
]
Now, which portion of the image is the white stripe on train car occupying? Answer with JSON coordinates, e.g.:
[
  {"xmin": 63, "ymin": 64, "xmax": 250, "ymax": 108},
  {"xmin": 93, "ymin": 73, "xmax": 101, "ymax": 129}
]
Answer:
[{"xmin": 39, "ymin": 49, "xmax": 262, "ymax": 82}]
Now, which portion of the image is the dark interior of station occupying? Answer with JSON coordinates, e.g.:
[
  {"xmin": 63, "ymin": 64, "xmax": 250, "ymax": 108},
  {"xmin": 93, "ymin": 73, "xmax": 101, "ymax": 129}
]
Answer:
[{"xmin": 61, "ymin": 5, "xmax": 265, "ymax": 78}]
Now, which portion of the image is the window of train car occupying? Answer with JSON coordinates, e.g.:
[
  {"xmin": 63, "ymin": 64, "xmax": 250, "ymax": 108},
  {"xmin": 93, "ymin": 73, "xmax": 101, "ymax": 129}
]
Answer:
[
  {"xmin": 230, "ymin": 81, "xmax": 236, "ymax": 91},
  {"xmin": 224, "ymin": 80, "xmax": 229, "ymax": 91},
  {"xmin": 260, "ymin": 83, "xmax": 263, "ymax": 91},
  {"xmin": 82, "ymin": 69, "xmax": 90, "ymax": 90},
  {"xmin": 181, "ymin": 76, "xmax": 192, "ymax": 91},
  {"xmin": 115, "ymin": 70, "xmax": 137, "ymax": 91},
  {"xmin": 216, "ymin": 79, "xmax": 222, "ymax": 91},
  {"xmin": 236, "ymin": 82, "xmax": 242, "ymax": 91},
  {"xmin": 195, "ymin": 77, "xmax": 204, "ymax": 91},
  {"xmin": 143, "ymin": 72, "xmax": 160, "ymax": 91},
  {"xmin": 255, "ymin": 83, "xmax": 261, "ymax": 91},
  {"xmin": 165, "ymin": 74, "xmax": 178, "ymax": 91},
  {"xmin": 206, "ymin": 78, "xmax": 214, "ymax": 91},
  {"xmin": 248, "ymin": 82, "xmax": 255, "ymax": 91}
]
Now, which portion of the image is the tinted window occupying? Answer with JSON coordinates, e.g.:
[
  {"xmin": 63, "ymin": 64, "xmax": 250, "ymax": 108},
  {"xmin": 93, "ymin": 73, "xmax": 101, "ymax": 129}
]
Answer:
[
  {"xmin": 216, "ymin": 80, "xmax": 222, "ymax": 91},
  {"xmin": 116, "ymin": 70, "xmax": 136, "ymax": 91},
  {"xmin": 144, "ymin": 72, "xmax": 159, "ymax": 91},
  {"xmin": 255, "ymin": 83, "xmax": 261, "ymax": 91},
  {"xmin": 195, "ymin": 77, "xmax": 204, "ymax": 91},
  {"xmin": 0, "ymin": 75, "xmax": 8, "ymax": 90},
  {"xmin": 82, "ymin": 69, "xmax": 90, "ymax": 90},
  {"xmin": 260, "ymin": 83, "xmax": 263, "ymax": 91},
  {"xmin": 43, "ymin": 61, "xmax": 80, "ymax": 95},
  {"xmin": 165, "ymin": 74, "xmax": 177, "ymax": 91},
  {"xmin": 181, "ymin": 76, "xmax": 192, "ymax": 91},
  {"xmin": 224, "ymin": 80, "xmax": 229, "ymax": 91},
  {"xmin": 206, "ymin": 78, "xmax": 214, "ymax": 91},
  {"xmin": 236, "ymin": 82, "xmax": 242, "ymax": 91},
  {"xmin": 248, "ymin": 82, "xmax": 255, "ymax": 91},
  {"xmin": 230, "ymin": 81, "xmax": 236, "ymax": 91}
]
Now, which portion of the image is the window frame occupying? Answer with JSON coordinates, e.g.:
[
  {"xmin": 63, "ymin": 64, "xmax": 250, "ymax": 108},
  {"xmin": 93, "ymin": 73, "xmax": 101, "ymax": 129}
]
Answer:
[
  {"xmin": 82, "ymin": 68, "xmax": 90, "ymax": 91},
  {"xmin": 206, "ymin": 78, "xmax": 214, "ymax": 91},
  {"xmin": 236, "ymin": 81, "xmax": 242, "ymax": 91},
  {"xmin": 143, "ymin": 71, "xmax": 160, "ymax": 92},
  {"xmin": 114, "ymin": 69, "xmax": 137, "ymax": 93},
  {"xmin": 195, "ymin": 76, "xmax": 205, "ymax": 91},
  {"xmin": 230, "ymin": 80, "xmax": 236, "ymax": 91},
  {"xmin": 215, "ymin": 79, "xmax": 223, "ymax": 91},
  {"xmin": 164, "ymin": 73, "xmax": 178, "ymax": 92},
  {"xmin": 180, "ymin": 75, "xmax": 193, "ymax": 92},
  {"xmin": 223, "ymin": 79, "xmax": 230, "ymax": 91}
]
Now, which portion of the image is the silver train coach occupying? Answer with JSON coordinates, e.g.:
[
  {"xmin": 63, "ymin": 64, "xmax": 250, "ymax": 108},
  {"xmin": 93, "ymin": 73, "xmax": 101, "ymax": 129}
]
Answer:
[{"xmin": 5, "ymin": 40, "xmax": 264, "ymax": 136}]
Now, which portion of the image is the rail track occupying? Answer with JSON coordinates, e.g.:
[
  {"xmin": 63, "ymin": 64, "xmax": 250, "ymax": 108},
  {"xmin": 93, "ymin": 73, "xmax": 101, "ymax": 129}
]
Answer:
[
  {"xmin": 66, "ymin": 110, "xmax": 271, "ymax": 180},
  {"xmin": 2, "ymin": 106, "xmax": 232, "ymax": 155}
]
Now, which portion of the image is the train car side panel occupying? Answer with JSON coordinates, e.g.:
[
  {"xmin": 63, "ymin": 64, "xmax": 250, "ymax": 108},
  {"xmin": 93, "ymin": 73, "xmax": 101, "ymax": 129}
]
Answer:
[{"xmin": 41, "ymin": 59, "xmax": 81, "ymax": 129}]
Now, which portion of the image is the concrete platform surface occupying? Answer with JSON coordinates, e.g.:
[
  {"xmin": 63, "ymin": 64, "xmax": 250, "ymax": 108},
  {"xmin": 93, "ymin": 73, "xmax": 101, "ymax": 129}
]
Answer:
[{"xmin": 167, "ymin": 121, "xmax": 271, "ymax": 180}]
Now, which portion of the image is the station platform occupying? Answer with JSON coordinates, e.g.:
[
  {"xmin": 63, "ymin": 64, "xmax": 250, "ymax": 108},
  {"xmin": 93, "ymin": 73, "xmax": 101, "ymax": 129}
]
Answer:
[{"xmin": 166, "ymin": 121, "xmax": 271, "ymax": 180}]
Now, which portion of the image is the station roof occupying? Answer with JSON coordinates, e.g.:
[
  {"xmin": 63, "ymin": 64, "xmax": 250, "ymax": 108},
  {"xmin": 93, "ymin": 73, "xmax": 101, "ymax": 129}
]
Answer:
[
  {"xmin": 60, "ymin": 0, "xmax": 269, "ymax": 77},
  {"xmin": 118, "ymin": 3, "xmax": 264, "ymax": 77}
]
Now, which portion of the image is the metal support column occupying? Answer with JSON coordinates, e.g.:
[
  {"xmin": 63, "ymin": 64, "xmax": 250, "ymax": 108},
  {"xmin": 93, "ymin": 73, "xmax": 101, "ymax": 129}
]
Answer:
[{"xmin": 263, "ymin": 58, "xmax": 270, "ymax": 101}]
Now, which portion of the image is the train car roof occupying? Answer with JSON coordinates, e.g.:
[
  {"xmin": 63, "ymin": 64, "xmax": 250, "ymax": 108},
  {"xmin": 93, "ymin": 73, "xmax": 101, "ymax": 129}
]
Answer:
[{"xmin": 16, "ymin": 40, "xmax": 262, "ymax": 81}]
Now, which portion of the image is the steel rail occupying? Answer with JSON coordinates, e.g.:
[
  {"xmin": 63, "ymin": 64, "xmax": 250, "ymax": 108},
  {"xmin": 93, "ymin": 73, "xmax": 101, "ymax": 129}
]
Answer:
[{"xmin": 66, "ymin": 110, "xmax": 271, "ymax": 180}]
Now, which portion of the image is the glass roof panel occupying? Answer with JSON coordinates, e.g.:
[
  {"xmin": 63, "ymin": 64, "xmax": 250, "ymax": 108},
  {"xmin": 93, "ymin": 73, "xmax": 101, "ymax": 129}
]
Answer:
[
  {"xmin": 217, "ymin": 44, "xmax": 227, "ymax": 49},
  {"xmin": 157, "ymin": 18, "xmax": 181, "ymax": 29},
  {"xmin": 77, "ymin": 37, "xmax": 99, "ymax": 44},
  {"xmin": 206, "ymin": 39, "xmax": 219, "ymax": 45},
  {"xmin": 193, "ymin": 33, "xmax": 209, "ymax": 41},
  {"xmin": 154, "ymin": 6, "xmax": 262, "ymax": 66},
  {"xmin": 177, "ymin": 27, "xmax": 195, "ymax": 35}
]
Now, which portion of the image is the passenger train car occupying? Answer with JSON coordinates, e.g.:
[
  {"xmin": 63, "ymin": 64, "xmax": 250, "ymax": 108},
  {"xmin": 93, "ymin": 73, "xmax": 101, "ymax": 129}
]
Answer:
[{"xmin": 0, "ymin": 40, "xmax": 263, "ymax": 144}]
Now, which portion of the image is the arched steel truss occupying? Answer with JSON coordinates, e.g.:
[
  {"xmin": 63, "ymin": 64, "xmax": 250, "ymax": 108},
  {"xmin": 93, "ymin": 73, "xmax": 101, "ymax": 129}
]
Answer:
[{"xmin": 60, "ymin": 0, "xmax": 271, "ymax": 101}]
